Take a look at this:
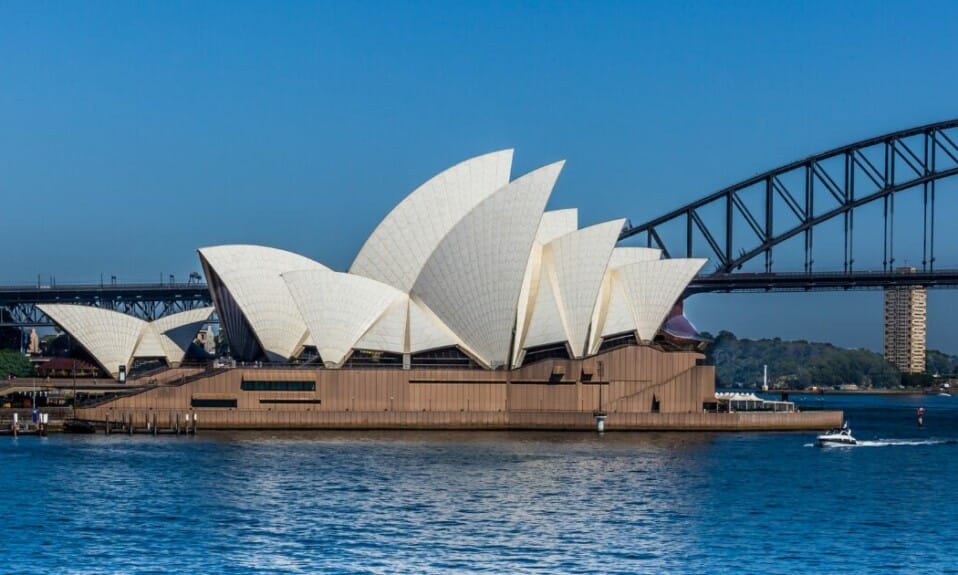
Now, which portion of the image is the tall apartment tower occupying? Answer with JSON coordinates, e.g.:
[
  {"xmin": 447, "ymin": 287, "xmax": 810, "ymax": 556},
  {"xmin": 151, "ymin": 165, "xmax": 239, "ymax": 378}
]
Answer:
[{"xmin": 883, "ymin": 267, "xmax": 927, "ymax": 373}]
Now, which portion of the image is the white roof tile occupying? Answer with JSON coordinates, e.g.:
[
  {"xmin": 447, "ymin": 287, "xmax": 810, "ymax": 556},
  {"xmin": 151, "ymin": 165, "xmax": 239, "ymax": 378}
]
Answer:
[
  {"xmin": 283, "ymin": 269, "xmax": 405, "ymax": 366},
  {"xmin": 412, "ymin": 162, "xmax": 563, "ymax": 367},
  {"xmin": 351, "ymin": 150, "xmax": 513, "ymax": 293},
  {"xmin": 198, "ymin": 245, "xmax": 328, "ymax": 361}
]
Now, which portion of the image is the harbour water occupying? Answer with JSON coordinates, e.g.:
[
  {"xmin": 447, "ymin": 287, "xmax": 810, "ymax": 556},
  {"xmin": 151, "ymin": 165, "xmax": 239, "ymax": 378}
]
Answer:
[{"xmin": 2, "ymin": 393, "xmax": 957, "ymax": 574}]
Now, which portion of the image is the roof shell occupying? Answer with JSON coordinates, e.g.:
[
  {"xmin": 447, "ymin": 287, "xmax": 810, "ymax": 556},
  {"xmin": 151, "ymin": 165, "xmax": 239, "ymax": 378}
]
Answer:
[
  {"xmin": 544, "ymin": 219, "xmax": 624, "ymax": 357},
  {"xmin": 616, "ymin": 258, "xmax": 707, "ymax": 342},
  {"xmin": 283, "ymin": 269, "xmax": 405, "ymax": 367},
  {"xmin": 520, "ymin": 255, "xmax": 567, "ymax": 352},
  {"xmin": 351, "ymin": 150, "xmax": 514, "ymax": 293},
  {"xmin": 149, "ymin": 307, "xmax": 215, "ymax": 364},
  {"xmin": 354, "ymin": 297, "xmax": 408, "ymax": 355},
  {"xmin": 412, "ymin": 161, "xmax": 563, "ymax": 367},
  {"xmin": 589, "ymin": 247, "xmax": 663, "ymax": 353},
  {"xmin": 198, "ymin": 245, "xmax": 328, "ymax": 361},
  {"xmin": 512, "ymin": 209, "xmax": 579, "ymax": 367},
  {"xmin": 38, "ymin": 304, "xmax": 146, "ymax": 378}
]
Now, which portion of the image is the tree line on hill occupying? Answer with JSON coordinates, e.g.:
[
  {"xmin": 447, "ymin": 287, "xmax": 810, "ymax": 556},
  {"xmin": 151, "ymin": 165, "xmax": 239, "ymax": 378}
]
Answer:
[{"xmin": 702, "ymin": 330, "xmax": 958, "ymax": 389}]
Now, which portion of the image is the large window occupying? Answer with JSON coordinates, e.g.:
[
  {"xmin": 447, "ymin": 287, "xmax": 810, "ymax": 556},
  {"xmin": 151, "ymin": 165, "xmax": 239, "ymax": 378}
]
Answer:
[
  {"xmin": 410, "ymin": 346, "xmax": 480, "ymax": 369},
  {"xmin": 191, "ymin": 397, "xmax": 237, "ymax": 408},
  {"xmin": 344, "ymin": 349, "xmax": 404, "ymax": 368},
  {"xmin": 241, "ymin": 380, "xmax": 316, "ymax": 392},
  {"xmin": 598, "ymin": 331, "xmax": 638, "ymax": 352},
  {"xmin": 521, "ymin": 343, "xmax": 571, "ymax": 365}
]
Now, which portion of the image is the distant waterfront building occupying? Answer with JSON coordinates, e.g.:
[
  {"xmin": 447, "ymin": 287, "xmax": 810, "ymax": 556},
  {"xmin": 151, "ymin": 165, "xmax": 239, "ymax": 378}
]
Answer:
[
  {"xmin": 883, "ymin": 267, "xmax": 927, "ymax": 374},
  {"xmin": 27, "ymin": 328, "xmax": 41, "ymax": 355},
  {"xmin": 196, "ymin": 326, "xmax": 217, "ymax": 355}
]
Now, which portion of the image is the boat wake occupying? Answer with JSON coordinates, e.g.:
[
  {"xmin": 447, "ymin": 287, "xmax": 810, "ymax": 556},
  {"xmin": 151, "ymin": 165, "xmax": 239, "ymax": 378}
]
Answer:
[
  {"xmin": 856, "ymin": 438, "xmax": 958, "ymax": 447},
  {"xmin": 806, "ymin": 438, "xmax": 958, "ymax": 448}
]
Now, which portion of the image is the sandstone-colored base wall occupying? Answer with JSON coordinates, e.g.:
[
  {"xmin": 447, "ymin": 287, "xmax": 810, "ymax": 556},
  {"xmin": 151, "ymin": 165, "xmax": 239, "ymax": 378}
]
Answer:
[{"xmin": 75, "ymin": 346, "xmax": 841, "ymax": 431}]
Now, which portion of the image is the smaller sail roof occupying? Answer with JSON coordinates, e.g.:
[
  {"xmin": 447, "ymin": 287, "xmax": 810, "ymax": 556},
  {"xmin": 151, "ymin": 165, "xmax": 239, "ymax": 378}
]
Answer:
[
  {"xmin": 283, "ymin": 269, "xmax": 405, "ymax": 367},
  {"xmin": 38, "ymin": 305, "xmax": 213, "ymax": 378},
  {"xmin": 39, "ymin": 304, "xmax": 146, "ymax": 378},
  {"xmin": 616, "ymin": 258, "xmax": 707, "ymax": 342},
  {"xmin": 149, "ymin": 307, "xmax": 215, "ymax": 364},
  {"xmin": 199, "ymin": 245, "xmax": 328, "ymax": 361},
  {"xmin": 545, "ymin": 219, "xmax": 625, "ymax": 357}
]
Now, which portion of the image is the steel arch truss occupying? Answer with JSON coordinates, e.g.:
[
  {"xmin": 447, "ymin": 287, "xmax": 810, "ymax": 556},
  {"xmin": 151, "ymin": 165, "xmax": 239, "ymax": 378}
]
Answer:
[
  {"xmin": 0, "ymin": 284, "xmax": 213, "ymax": 327},
  {"xmin": 620, "ymin": 119, "xmax": 958, "ymax": 275}
]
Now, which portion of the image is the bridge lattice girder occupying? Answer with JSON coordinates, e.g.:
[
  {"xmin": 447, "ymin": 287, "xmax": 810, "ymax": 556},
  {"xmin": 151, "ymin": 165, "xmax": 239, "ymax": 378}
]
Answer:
[
  {"xmin": 620, "ymin": 119, "xmax": 958, "ymax": 276},
  {"xmin": 0, "ymin": 283, "xmax": 212, "ymax": 327}
]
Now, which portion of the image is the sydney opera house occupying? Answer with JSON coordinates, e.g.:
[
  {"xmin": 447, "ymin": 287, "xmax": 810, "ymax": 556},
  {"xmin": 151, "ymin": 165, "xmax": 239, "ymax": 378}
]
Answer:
[{"xmin": 48, "ymin": 151, "xmax": 839, "ymax": 430}]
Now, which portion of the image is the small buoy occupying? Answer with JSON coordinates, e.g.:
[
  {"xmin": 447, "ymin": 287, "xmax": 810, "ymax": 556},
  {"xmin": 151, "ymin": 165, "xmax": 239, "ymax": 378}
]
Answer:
[{"xmin": 595, "ymin": 414, "xmax": 606, "ymax": 433}]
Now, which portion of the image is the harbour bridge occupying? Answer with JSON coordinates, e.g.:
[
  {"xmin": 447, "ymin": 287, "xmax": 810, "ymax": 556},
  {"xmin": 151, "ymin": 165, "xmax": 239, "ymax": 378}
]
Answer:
[
  {"xmin": 620, "ymin": 118, "xmax": 958, "ymax": 294},
  {"xmin": 3, "ymin": 119, "xmax": 958, "ymax": 328}
]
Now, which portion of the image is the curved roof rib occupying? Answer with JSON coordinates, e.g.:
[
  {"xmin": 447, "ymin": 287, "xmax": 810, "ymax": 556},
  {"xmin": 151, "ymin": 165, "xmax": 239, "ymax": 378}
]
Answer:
[
  {"xmin": 38, "ymin": 304, "xmax": 146, "ymax": 378},
  {"xmin": 616, "ymin": 258, "xmax": 707, "ymax": 342},
  {"xmin": 519, "ymin": 259, "xmax": 566, "ymax": 351},
  {"xmin": 512, "ymin": 209, "xmax": 579, "ymax": 367},
  {"xmin": 597, "ymin": 275, "xmax": 636, "ymax": 337},
  {"xmin": 134, "ymin": 328, "xmax": 166, "ymax": 359},
  {"xmin": 535, "ymin": 209, "xmax": 578, "ymax": 244},
  {"xmin": 355, "ymin": 297, "xmax": 408, "ymax": 355},
  {"xmin": 350, "ymin": 150, "xmax": 514, "ymax": 292},
  {"xmin": 198, "ymin": 245, "xmax": 328, "ymax": 361},
  {"xmin": 546, "ymin": 219, "xmax": 625, "ymax": 357},
  {"xmin": 412, "ymin": 161, "xmax": 564, "ymax": 367},
  {"xmin": 608, "ymin": 247, "xmax": 662, "ymax": 268},
  {"xmin": 588, "ymin": 247, "xmax": 663, "ymax": 353},
  {"xmin": 283, "ymin": 269, "xmax": 405, "ymax": 367},
  {"xmin": 408, "ymin": 297, "xmax": 464, "ymax": 354}
]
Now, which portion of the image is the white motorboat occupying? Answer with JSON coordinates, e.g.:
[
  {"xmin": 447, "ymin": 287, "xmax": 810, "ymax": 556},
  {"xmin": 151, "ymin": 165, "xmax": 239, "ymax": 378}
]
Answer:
[{"xmin": 817, "ymin": 424, "xmax": 857, "ymax": 447}]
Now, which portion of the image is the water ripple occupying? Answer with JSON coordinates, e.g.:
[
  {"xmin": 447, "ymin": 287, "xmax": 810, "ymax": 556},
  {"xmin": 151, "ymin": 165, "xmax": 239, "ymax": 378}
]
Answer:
[{"xmin": 2, "ymin": 397, "xmax": 957, "ymax": 573}]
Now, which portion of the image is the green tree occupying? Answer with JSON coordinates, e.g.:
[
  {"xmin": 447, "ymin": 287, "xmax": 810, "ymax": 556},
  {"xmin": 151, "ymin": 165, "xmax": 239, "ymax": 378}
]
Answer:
[
  {"xmin": 704, "ymin": 331, "xmax": 903, "ymax": 389},
  {"xmin": 0, "ymin": 349, "xmax": 34, "ymax": 378}
]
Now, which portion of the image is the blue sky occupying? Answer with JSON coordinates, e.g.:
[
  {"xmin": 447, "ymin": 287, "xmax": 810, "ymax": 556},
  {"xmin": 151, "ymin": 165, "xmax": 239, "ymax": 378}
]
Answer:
[{"xmin": 2, "ymin": 1, "xmax": 958, "ymax": 351}]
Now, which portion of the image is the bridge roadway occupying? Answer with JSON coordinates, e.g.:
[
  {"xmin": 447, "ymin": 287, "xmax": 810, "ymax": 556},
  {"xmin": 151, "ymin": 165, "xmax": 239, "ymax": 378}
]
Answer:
[
  {"xmin": 686, "ymin": 269, "xmax": 958, "ymax": 294},
  {"xmin": 2, "ymin": 267, "xmax": 958, "ymax": 327},
  {"xmin": 0, "ymin": 282, "xmax": 212, "ymax": 326}
]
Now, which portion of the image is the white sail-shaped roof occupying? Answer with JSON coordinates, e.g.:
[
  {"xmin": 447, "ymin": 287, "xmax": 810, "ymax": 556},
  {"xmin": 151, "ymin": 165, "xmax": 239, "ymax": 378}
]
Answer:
[
  {"xmin": 608, "ymin": 247, "xmax": 662, "ymax": 268},
  {"xmin": 512, "ymin": 209, "xmax": 579, "ymax": 367},
  {"xmin": 412, "ymin": 161, "xmax": 563, "ymax": 367},
  {"xmin": 408, "ymin": 298, "xmax": 463, "ymax": 354},
  {"xmin": 535, "ymin": 209, "xmax": 578, "ymax": 244},
  {"xmin": 283, "ymin": 269, "xmax": 405, "ymax": 367},
  {"xmin": 616, "ymin": 258, "xmax": 707, "ymax": 342},
  {"xmin": 520, "ymin": 259, "xmax": 567, "ymax": 350},
  {"xmin": 354, "ymin": 297, "xmax": 408, "ymax": 354},
  {"xmin": 133, "ymin": 328, "xmax": 166, "ymax": 359},
  {"xmin": 38, "ymin": 304, "xmax": 146, "ymax": 378},
  {"xmin": 41, "ymin": 304, "xmax": 215, "ymax": 377},
  {"xmin": 351, "ymin": 150, "xmax": 514, "ymax": 293},
  {"xmin": 589, "ymin": 247, "xmax": 664, "ymax": 353},
  {"xmin": 598, "ymin": 275, "xmax": 636, "ymax": 336},
  {"xmin": 546, "ymin": 219, "xmax": 624, "ymax": 357},
  {"xmin": 149, "ymin": 307, "xmax": 215, "ymax": 364},
  {"xmin": 198, "ymin": 245, "xmax": 328, "ymax": 361}
]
